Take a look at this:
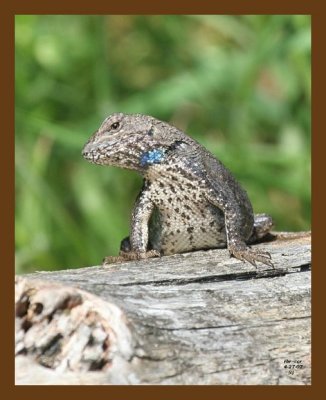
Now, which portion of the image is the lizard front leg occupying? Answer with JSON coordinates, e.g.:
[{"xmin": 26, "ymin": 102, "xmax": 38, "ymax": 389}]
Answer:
[
  {"xmin": 206, "ymin": 193, "xmax": 274, "ymax": 268},
  {"xmin": 225, "ymin": 211, "xmax": 273, "ymax": 267},
  {"xmin": 103, "ymin": 181, "xmax": 159, "ymax": 265}
]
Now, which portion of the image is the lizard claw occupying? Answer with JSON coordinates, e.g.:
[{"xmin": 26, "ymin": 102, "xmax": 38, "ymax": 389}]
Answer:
[
  {"xmin": 103, "ymin": 250, "xmax": 160, "ymax": 265},
  {"xmin": 248, "ymin": 259, "xmax": 257, "ymax": 268},
  {"xmin": 229, "ymin": 245, "xmax": 274, "ymax": 268}
]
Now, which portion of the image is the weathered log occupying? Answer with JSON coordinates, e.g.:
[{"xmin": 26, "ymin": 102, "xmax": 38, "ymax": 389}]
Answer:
[{"xmin": 15, "ymin": 232, "xmax": 311, "ymax": 385}]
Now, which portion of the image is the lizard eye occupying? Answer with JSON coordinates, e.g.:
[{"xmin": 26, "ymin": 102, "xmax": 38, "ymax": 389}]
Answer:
[{"xmin": 110, "ymin": 122, "xmax": 120, "ymax": 131}]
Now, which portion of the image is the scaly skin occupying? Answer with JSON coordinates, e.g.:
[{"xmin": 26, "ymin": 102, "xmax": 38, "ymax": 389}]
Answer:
[{"xmin": 82, "ymin": 113, "xmax": 274, "ymax": 267}]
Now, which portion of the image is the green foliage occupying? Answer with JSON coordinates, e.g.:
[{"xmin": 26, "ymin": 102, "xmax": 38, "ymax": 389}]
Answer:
[{"xmin": 15, "ymin": 15, "xmax": 311, "ymax": 273}]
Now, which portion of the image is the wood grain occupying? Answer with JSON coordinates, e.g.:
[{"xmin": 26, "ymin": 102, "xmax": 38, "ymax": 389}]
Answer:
[{"xmin": 15, "ymin": 233, "xmax": 311, "ymax": 385}]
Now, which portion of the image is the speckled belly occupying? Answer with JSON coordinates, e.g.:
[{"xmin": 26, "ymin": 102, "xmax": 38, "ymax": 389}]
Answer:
[
  {"xmin": 146, "ymin": 165, "xmax": 228, "ymax": 255},
  {"xmin": 149, "ymin": 198, "xmax": 227, "ymax": 255}
]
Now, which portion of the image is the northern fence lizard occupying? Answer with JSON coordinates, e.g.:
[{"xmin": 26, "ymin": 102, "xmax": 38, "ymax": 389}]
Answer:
[{"xmin": 82, "ymin": 113, "xmax": 274, "ymax": 267}]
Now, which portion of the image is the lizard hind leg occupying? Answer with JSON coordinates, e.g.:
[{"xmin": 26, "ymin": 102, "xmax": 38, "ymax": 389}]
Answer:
[
  {"xmin": 120, "ymin": 236, "xmax": 132, "ymax": 253},
  {"xmin": 248, "ymin": 213, "xmax": 274, "ymax": 243}
]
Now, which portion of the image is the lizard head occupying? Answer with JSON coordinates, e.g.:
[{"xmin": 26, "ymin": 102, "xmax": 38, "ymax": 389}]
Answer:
[{"xmin": 82, "ymin": 112, "xmax": 194, "ymax": 172}]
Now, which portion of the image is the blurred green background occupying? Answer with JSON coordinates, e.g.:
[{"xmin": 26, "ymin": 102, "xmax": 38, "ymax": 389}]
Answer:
[{"xmin": 15, "ymin": 15, "xmax": 311, "ymax": 273}]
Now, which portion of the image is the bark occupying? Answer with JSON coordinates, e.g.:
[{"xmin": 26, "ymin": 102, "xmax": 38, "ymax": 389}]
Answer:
[{"xmin": 15, "ymin": 232, "xmax": 311, "ymax": 385}]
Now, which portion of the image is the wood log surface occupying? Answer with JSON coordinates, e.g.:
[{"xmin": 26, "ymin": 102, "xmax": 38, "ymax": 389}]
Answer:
[{"xmin": 15, "ymin": 232, "xmax": 311, "ymax": 385}]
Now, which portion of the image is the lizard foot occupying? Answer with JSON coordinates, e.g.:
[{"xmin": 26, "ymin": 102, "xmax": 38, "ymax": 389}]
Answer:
[
  {"xmin": 229, "ymin": 245, "xmax": 274, "ymax": 268},
  {"xmin": 103, "ymin": 249, "xmax": 160, "ymax": 265}
]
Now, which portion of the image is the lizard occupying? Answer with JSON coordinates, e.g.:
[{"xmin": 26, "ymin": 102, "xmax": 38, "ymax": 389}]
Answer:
[{"xmin": 82, "ymin": 112, "xmax": 274, "ymax": 267}]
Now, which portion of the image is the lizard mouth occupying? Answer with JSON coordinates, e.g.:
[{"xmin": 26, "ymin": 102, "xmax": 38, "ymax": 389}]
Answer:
[
  {"xmin": 82, "ymin": 142, "xmax": 109, "ymax": 165},
  {"xmin": 82, "ymin": 141, "xmax": 142, "ymax": 170},
  {"xmin": 82, "ymin": 138, "xmax": 114, "ymax": 162},
  {"xmin": 82, "ymin": 150, "xmax": 103, "ymax": 164}
]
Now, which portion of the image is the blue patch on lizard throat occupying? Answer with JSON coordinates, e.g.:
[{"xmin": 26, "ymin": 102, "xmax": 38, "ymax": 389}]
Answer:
[{"xmin": 140, "ymin": 149, "xmax": 165, "ymax": 167}]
